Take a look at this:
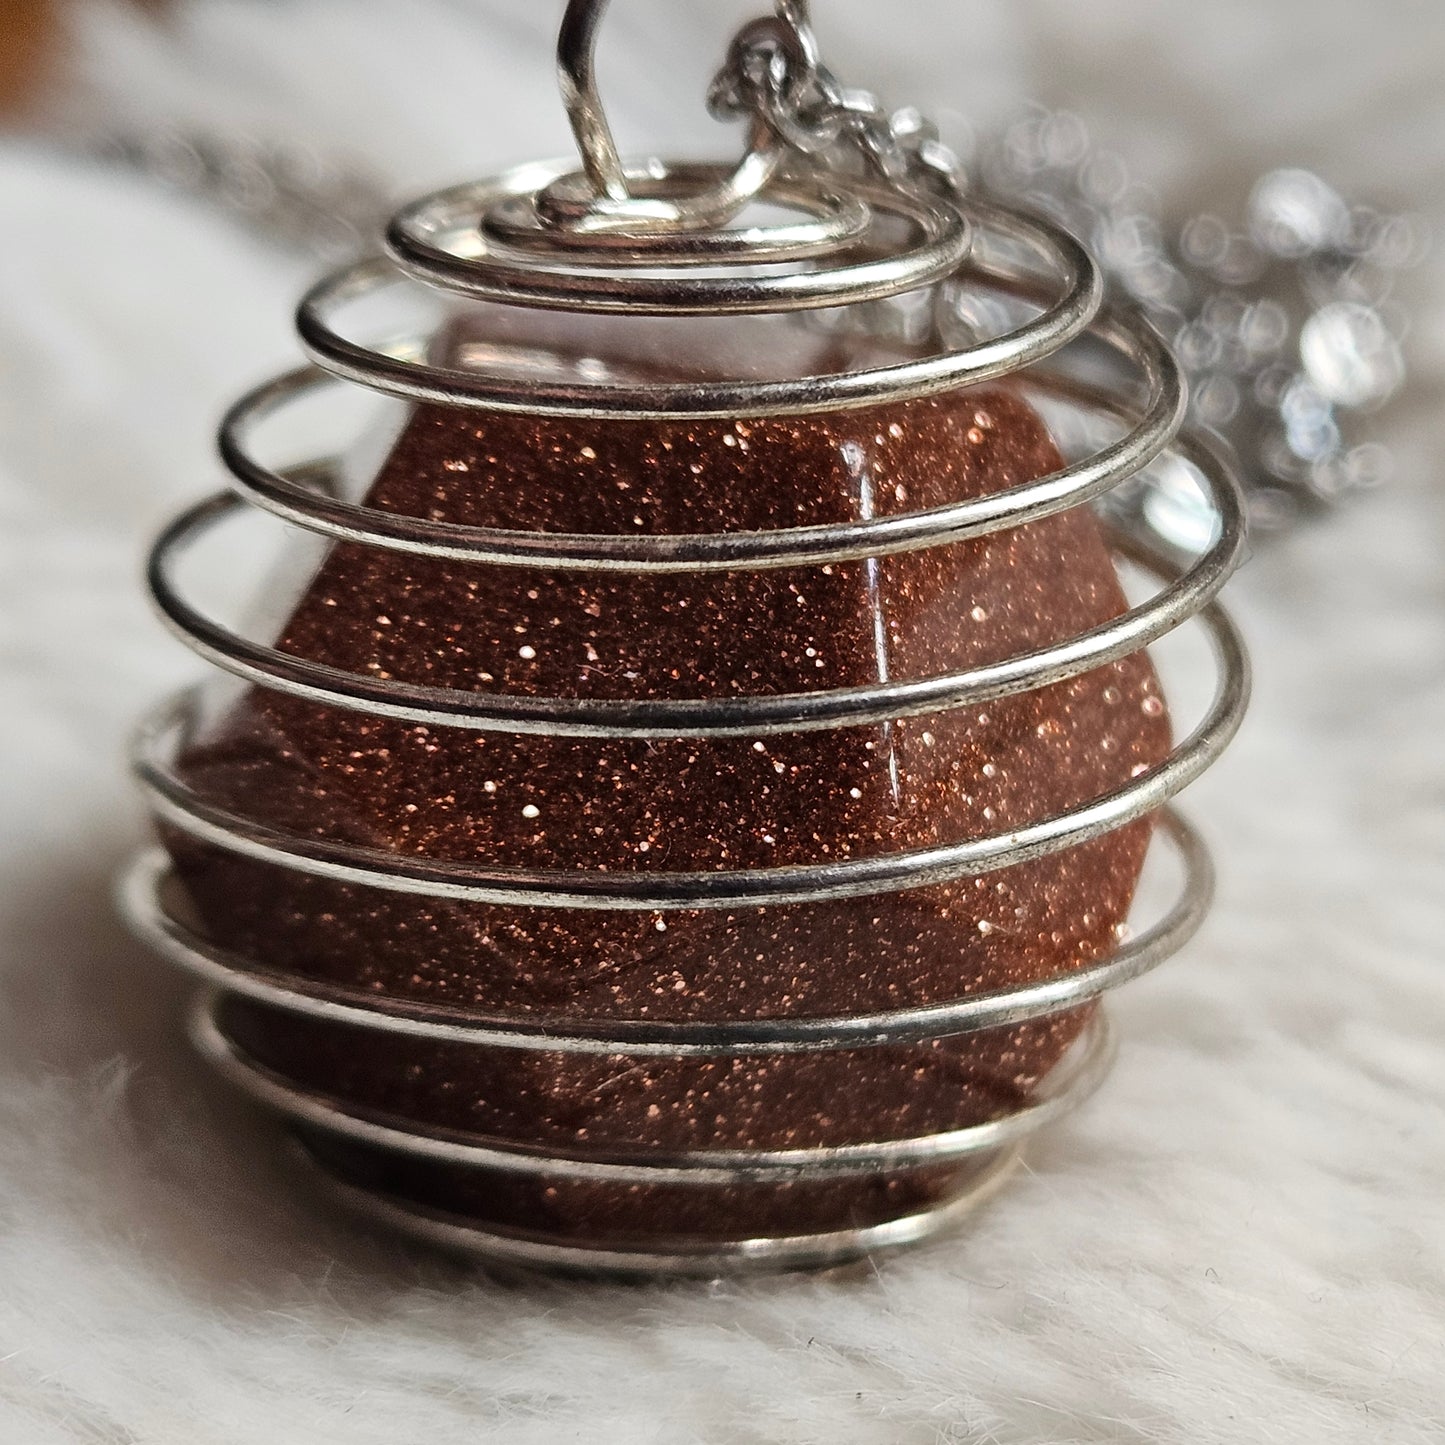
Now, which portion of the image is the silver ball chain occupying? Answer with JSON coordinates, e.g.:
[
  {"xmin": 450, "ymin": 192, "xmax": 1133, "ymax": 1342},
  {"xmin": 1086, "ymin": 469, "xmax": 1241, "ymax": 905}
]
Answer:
[{"xmin": 967, "ymin": 108, "xmax": 1424, "ymax": 537}]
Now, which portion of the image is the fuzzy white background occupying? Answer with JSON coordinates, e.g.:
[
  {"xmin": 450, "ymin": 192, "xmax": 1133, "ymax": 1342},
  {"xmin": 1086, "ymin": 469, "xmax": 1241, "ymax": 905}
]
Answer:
[{"xmin": 2, "ymin": 2, "xmax": 1444, "ymax": 1442}]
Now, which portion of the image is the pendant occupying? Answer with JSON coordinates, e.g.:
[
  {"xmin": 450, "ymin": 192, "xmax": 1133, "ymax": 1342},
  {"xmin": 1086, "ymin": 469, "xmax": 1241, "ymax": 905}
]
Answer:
[{"xmin": 123, "ymin": 0, "xmax": 1249, "ymax": 1276}]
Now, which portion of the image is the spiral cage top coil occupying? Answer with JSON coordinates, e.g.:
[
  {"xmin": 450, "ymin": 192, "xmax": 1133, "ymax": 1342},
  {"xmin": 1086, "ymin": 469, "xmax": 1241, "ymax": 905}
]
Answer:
[{"xmin": 121, "ymin": 0, "xmax": 1250, "ymax": 1277}]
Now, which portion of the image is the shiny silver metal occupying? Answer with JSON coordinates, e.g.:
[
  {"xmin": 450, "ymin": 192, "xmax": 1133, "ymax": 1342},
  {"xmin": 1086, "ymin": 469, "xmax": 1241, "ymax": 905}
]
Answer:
[
  {"xmin": 123, "ymin": 808, "xmax": 1209, "ymax": 1058},
  {"xmin": 121, "ymin": 0, "xmax": 1249, "ymax": 1278},
  {"xmin": 188, "ymin": 1000, "xmax": 1118, "ymax": 1182},
  {"xmin": 313, "ymin": 1149, "xmax": 1026, "ymax": 1279},
  {"xmin": 378, "ymin": 164, "xmax": 973, "ymax": 321}
]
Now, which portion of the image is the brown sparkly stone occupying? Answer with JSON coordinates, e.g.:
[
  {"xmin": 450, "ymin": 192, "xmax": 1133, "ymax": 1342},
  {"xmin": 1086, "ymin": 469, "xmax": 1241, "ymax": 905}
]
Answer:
[{"xmin": 163, "ymin": 316, "xmax": 1172, "ymax": 1250}]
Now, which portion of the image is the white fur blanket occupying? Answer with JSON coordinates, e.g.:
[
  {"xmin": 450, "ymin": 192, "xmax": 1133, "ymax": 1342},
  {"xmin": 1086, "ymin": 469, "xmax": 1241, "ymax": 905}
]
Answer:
[{"xmin": 1, "ymin": 3, "xmax": 1443, "ymax": 1441}]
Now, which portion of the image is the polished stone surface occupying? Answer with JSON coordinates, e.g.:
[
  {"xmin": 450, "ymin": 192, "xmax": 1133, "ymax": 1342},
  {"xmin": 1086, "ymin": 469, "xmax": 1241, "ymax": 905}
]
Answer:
[{"xmin": 164, "ymin": 334, "xmax": 1171, "ymax": 1244}]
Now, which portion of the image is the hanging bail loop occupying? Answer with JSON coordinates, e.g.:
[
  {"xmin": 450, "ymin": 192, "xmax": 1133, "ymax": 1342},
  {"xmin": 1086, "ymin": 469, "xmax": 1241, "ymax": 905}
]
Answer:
[
  {"xmin": 550, "ymin": 0, "xmax": 825, "ymax": 235},
  {"xmin": 555, "ymin": 0, "xmax": 630, "ymax": 203}
]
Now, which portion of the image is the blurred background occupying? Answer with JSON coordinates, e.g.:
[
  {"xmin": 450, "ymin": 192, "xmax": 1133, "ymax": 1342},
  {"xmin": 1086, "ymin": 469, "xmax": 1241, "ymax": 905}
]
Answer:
[{"xmin": 1, "ymin": 4, "xmax": 1441, "ymax": 1443}]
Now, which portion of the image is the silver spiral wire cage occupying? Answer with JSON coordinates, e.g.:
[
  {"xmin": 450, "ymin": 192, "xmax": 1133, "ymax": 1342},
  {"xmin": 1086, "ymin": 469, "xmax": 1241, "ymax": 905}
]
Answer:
[{"xmin": 119, "ymin": 0, "xmax": 1250, "ymax": 1278}]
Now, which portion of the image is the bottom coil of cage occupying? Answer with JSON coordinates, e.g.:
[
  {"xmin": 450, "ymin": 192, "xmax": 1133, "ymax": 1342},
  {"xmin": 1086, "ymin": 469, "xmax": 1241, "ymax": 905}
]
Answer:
[
  {"xmin": 203, "ymin": 1002, "xmax": 1106, "ymax": 1279},
  {"xmin": 118, "ymin": 806, "xmax": 1208, "ymax": 1278},
  {"xmin": 299, "ymin": 1141, "xmax": 1029, "ymax": 1279}
]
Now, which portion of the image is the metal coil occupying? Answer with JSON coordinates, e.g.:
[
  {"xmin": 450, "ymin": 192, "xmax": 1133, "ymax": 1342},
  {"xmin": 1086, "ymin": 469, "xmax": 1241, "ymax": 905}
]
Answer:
[{"xmin": 121, "ymin": 0, "xmax": 1249, "ymax": 1277}]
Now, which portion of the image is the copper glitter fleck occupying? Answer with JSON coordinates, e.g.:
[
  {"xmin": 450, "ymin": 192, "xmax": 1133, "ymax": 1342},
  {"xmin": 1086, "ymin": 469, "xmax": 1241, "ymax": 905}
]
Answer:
[{"xmin": 162, "ymin": 318, "xmax": 1172, "ymax": 1247}]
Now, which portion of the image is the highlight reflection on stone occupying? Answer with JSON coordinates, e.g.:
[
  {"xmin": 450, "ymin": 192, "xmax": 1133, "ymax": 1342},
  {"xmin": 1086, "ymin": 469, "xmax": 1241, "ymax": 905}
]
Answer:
[{"xmin": 163, "ymin": 324, "xmax": 1171, "ymax": 1245}]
